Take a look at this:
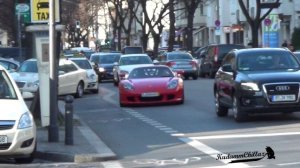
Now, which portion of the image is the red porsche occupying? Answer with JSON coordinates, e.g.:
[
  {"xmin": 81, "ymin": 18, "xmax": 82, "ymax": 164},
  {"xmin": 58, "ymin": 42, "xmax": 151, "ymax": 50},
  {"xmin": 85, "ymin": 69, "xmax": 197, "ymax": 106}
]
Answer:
[{"xmin": 119, "ymin": 65, "xmax": 184, "ymax": 107}]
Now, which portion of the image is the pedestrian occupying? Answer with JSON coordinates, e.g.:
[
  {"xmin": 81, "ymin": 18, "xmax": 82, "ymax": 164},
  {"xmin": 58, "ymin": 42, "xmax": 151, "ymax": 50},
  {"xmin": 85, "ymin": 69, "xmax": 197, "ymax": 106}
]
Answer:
[
  {"xmin": 281, "ymin": 40, "xmax": 288, "ymax": 47},
  {"xmin": 288, "ymin": 44, "xmax": 296, "ymax": 52}
]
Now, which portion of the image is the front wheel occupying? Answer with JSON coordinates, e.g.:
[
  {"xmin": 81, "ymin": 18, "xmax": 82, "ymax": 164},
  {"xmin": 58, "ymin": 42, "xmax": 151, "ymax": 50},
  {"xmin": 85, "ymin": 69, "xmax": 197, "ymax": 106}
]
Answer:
[
  {"xmin": 232, "ymin": 96, "xmax": 247, "ymax": 122},
  {"xmin": 215, "ymin": 92, "xmax": 228, "ymax": 117},
  {"xmin": 75, "ymin": 82, "xmax": 84, "ymax": 98}
]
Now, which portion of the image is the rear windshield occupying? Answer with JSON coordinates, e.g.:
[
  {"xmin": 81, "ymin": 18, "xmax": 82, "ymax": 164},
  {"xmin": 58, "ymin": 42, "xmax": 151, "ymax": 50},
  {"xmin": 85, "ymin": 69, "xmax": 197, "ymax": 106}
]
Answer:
[
  {"xmin": 168, "ymin": 53, "xmax": 193, "ymax": 60},
  {"xmin": 71, "ymin": 59, "xmax": 92, "ymax": 69},
  {"xmin": 123, "ymin": 47, "xmax": 143, "ymax": 54},
  {"xmin": 18, "ymin": 60, "xmax": 38, "ymax": 73},
  {"xmin": 119, "ymin": 56, "xmax": 152, "ymax": 65}
]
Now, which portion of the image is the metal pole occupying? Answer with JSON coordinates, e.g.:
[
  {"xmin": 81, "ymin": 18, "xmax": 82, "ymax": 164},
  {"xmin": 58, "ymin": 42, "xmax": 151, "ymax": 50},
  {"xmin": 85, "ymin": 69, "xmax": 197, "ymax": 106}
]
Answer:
[
  {"xmin": 48, "ymin": 0, "xmax": 59, "ymax": 142},
  {"xmin": 17, "ymin": 12, "xmax": 22, "ymax": 60},
  {"xmin": 64, "ymin": 95, "xmax": 74, "ymax": 145}
]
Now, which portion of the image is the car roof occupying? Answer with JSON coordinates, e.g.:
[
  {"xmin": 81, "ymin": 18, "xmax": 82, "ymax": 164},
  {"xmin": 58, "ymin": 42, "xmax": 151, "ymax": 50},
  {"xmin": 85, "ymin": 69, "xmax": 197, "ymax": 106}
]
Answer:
[
  {"xmin": 120, "ymin": 54, "xmax": 149, "ymax": 57},
  {"xmin": 234, "ymin": 47, "xmax": 290, "ymax": 54},
  {"xmin": 91, "ymin": 52, "xmax": 121, "ymax": 56}
]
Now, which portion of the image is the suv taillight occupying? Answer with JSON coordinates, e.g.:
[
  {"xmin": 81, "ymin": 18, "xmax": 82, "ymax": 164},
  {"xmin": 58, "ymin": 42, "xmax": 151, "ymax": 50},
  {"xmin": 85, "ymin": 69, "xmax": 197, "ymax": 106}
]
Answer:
[
  {"xmin": 166, "ymin": 61, "xmax": 176, "ymax": 67},
  {"xmin": 214, "ymin": 47, "xmax": 219, "ymax": 62}
]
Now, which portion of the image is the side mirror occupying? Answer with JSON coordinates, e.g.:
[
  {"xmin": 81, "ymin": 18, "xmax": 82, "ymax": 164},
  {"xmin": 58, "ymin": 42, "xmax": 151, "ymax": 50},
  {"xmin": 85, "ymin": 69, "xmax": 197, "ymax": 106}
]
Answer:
[
  {"xmin": 22, "ymin": 91, "xmax": 34, "ymax": 100},
  {"xmin": 222, "ymin": 64, "xmax": 233, "ymax": 72},
  {"xmin": 113, "ymin": 62, "xmax": 119, "ymax": 66},
  {"xmin": 58, "ymin": 70, "xmax": 66, "ymax": 75},
  {"xmin": 153, "ymin": 60, "xmax": 159, "ymax": 65}
]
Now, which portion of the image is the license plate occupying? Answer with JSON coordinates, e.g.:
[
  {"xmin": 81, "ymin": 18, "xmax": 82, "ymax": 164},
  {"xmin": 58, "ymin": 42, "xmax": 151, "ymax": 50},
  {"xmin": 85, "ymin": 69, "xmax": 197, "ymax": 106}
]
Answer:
[
  {"xmin": 141, "ymin": 92, "xmax": 159, "ymax": 97},
  {"xmin": 272, "ymin": 95, "xmax": 296, "ymax": 102},
  {"xmin": 0, "ymin": 135, "xmax": 8, "ymax": 144}
]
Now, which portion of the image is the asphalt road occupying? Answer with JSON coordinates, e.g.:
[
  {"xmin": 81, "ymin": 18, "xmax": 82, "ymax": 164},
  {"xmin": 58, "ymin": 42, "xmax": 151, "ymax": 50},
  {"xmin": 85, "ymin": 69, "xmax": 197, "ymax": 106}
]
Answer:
[
  {"xmin": 72, "ymin": 79, "xmax": 300, "ymax": 168},
  {"xmin": 2, "ymin": 78, "xmax": 300, "ymax": 168}
]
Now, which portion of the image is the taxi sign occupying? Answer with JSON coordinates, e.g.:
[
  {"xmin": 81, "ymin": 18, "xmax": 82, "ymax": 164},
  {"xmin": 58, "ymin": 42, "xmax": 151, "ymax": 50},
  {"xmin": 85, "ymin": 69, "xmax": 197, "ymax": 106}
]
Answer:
[{"xmin": 30, "ymin": 0, "xmax": 60, "ymax": 23}]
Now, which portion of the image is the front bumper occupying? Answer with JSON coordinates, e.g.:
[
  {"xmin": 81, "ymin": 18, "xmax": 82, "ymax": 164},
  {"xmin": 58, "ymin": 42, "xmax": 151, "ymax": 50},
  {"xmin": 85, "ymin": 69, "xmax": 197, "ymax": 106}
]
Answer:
[
  {"xmin": 0, "ymin": 126, "xmax": 36, "ymax": 158},
  {"xmin": 120, "ymin": 89, "xmax": 184, "ymax": 106}
]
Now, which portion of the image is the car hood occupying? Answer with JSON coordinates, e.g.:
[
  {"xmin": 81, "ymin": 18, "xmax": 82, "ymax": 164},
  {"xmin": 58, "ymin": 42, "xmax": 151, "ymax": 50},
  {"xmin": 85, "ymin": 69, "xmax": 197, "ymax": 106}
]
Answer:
[
  {"xmin": 10, "ymin": 72, "xmax": 38, "ymax": 82},
  {"xmin": 119, "ymin": 64, "xmax": 153, "ymax": 72},
  {"xmin": 239, "ymin": 70, "xmax": 300, "ymax": 83},
  {"xmin": 0, "ymin": 100, "xmax": 28, "ymax": 120},
  {"xmin": 128, "ymin": 77, "xmax": 173, "ymax": 92}
]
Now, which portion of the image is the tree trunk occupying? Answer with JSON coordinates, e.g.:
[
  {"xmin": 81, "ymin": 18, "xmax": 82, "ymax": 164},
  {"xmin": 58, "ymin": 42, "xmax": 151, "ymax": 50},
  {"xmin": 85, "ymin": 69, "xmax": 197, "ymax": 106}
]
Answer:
[
  {"xmin": 251, "ymin": 23, "xmax": 260, "ymax": 48},
  {"xmin": 168, "ymin": 0, "xmax": 175, "ymax": 52}
]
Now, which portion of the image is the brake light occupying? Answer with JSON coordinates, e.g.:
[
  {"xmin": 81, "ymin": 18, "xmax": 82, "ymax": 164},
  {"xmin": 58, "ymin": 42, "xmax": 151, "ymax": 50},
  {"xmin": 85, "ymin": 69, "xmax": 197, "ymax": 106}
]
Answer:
[
  {"xmin": 214, "ymin": 47, "xmax": 219, "ymax": 62},
  {"xmin": 166, "ymin": 61, "xmax": 176, "ymax": 67}
]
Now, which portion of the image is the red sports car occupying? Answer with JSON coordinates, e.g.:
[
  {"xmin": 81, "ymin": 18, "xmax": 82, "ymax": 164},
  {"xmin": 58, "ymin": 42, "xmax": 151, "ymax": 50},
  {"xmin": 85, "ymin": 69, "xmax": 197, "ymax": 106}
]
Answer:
[{"xmin": 119, "ymin": 65, "xmax": 184, "ymax": 107}]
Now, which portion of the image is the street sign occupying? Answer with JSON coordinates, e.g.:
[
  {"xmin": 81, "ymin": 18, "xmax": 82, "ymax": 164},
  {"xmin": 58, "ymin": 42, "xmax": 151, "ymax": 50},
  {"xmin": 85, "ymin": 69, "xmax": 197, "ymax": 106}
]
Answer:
[
  {"xmin": 264, "ymin": 18, "xmax": 272, "ymax": 26},
  {"xmin": 30, "ymin": 0, "xmax": 60, "ymax": 23},
  {"xmin": 15, "ymin": 3, "xmax": 31, "ymax": 23},
  {"xmin": 215, "ymin": 20, "xmax": 221, "ymax": 27}
]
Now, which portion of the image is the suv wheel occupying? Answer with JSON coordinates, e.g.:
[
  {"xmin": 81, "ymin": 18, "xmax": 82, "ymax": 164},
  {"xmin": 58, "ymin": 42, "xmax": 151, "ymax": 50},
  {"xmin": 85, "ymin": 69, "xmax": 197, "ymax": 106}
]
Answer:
[
  {"xmin": 215, "ymin": 92, "xmax": 228, "ymax": 117},
  {"xmin": 232, "ymin": 96, "xmax": 247, "ymax": 122}
]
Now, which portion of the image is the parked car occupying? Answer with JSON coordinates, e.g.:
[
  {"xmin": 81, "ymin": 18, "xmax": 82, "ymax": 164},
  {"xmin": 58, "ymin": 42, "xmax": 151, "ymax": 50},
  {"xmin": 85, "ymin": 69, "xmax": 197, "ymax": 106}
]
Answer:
[
  {"xmin": 0, "ymin": 65, "xmax": 36, "ymax": 163},
  {"xmin": 70, "ymin": 47, "xmax": 95, "ymax": 59},
  {"xmin": 199, "ymin": 44, "xmax": 245, "ymax": 78},
  {"xmin": 122, "ymin": 46, "xmax": 144, "ymax": 54},
  {"xmin": 0, "ymin": 57, "xmax": 20, "ymax": 72},
  {"xmin": 157, "ymin": 51, "xmax": 199, "ymax": 80},
  {"xmin": 68, "ymin": 57, "xmax": 99, "ymax": 93},
  {"xmin": 90, "ymin": 52, "xmax": 121, "ymax": 82},
  {"xmin": 11, "ymin": 58, "xmax": 88, "ymax": 98},
  {"xmin": 113, "ymin": 54, "xmax": 153, "ymax": 86},
  {"xmin": 214, "ymin": 48, "xmax": 300, "ymax": 122},
  {"xmin": 119, "ymin": 65, "xmax": 184, "ymax": 107}
]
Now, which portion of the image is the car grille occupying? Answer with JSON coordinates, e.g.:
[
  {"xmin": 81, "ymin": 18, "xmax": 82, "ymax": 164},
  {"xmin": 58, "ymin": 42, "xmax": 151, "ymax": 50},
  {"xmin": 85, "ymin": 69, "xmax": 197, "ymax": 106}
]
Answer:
[
  {"xmin": 139, "ymin": 95, "xmax": 163, "ymax": 102},
  {"xmin": 0, "ymin": 143, "xmax": 12, "ymax": 150},
  {"xmin": 0, "ymin": 121, "xmax": 15, "ymax": 130},
  {"xmin": 16, "ymin": 81, "xmax": 25, "ymax": 88},
  {"xmin": 263, "ymin": 83, "xmax": 300, "ymax": 104}
]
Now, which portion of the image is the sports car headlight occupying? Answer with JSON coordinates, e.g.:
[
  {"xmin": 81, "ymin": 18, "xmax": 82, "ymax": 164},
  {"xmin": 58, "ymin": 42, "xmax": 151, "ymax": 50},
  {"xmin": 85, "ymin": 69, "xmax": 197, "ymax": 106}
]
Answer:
[
  {"xmin": 27, "ymin": 80, "xmax": 39, "ymax": 88},
  {"xmin": 18, "ymin": 112, "xmax": 33, "ymax": 129},
  {"xmin": 241, "ymin": 82, "xmax": 260, "ymax": 91},
  {"xmin": 99, "ymin": 67, "xmax": 105, "ymax": 72},
  {"xmin": 167, "ymin": 80, "xmax": 178, "ymax": 89},
  {"xmin": 123, "ymin": 82, "xmax": 134, "ymax": 90}
]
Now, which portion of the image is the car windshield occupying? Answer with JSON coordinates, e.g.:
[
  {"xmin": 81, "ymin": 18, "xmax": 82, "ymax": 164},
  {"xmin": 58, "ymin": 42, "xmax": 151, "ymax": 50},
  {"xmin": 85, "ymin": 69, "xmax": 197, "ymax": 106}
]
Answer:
[
  {"xmin": 119, "ymin": 56, "xmax": 152, "ymax": 65},
  {"xmin": 71, "ymin": 59, "xmax": 92, "ymax": 69},
  {"xmin": 237, "ymin": 51, "xmax": 300, "ymax": 71},
  {"xmin": 129, "ymin": 67, "xmax": 174, "ymax": 79},
  {"xmin": 0, "ymin": 70, "xmax": 17, "ymax": 99},
  {"xmin": 100, "ymin": 54, "xmax": 121, "ymax": 64},
  {"xmin": 18, "ymin": 60, "xmax": 38, "ymax": 73},
  {"xmin": 168, "ymin": 53, "xmax": 193, "ymax": 60}
]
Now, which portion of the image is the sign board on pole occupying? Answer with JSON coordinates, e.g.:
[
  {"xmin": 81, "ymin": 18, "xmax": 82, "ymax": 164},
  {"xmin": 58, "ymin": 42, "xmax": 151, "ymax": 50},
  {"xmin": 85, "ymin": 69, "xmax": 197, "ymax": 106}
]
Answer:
[
  {"xmin": 15, "ymin": 3, "xmax": 31, "ymax": 23},
  {"xmin": 30, "ymin": 0, "xmax": 60, "ymax": 23}
]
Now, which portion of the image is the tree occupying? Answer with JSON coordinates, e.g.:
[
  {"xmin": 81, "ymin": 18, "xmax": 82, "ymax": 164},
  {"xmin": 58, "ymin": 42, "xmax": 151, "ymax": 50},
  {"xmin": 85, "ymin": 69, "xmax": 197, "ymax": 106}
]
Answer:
[
  {"xmin": 167, "ymin": 0, "xmax": 175, "ymax": 52},
  {"xmin": 238, "ymin": 0, "xmax": 280, "ymax": 48},
  {"xmin": 182, "ymin": 0, "xmax": 202, "ymax": 52},
  {"xmin": 140, "ymin": 0, "xmax": 170, "ymax": 56},
  {"xmin": 0, "ymin": 1, "xmax": 18, "ymax": 46}
]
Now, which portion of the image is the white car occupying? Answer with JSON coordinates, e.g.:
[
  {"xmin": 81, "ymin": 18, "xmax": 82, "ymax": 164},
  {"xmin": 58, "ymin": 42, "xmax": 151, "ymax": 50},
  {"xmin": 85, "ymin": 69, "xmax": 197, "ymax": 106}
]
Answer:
[
  {"xmin": 11, "ymin": 58, "xmax": 88, "ymax": 98},
  {"xmin": 0, "ymin": 65, "xmax": 36, "ymax": 163},
  {"xmin": 113, "ymin": 54, "xmax": 154, "ymax": 86},
  {"xmin": 69, "ymin": 57, "xmax": 99, "ymax": 93}
]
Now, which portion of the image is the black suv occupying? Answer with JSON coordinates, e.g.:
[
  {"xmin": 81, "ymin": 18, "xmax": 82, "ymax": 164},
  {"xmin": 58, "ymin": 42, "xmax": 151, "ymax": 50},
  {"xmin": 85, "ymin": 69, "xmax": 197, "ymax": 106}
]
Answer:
[
  {"xmin": 199, "ymin": 44, "xmax": 245, "ymax": 78},
  {"xmin": 214, "ymin": 48, "xmax": 300, "ymax": 122}
]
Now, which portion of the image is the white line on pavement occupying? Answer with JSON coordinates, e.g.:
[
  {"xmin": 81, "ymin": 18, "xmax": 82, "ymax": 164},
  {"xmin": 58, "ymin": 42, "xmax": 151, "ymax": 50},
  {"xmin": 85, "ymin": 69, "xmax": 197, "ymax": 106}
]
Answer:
[
  {"xmin": 277, "ymin": 162, "xmax": 300, "ymax": 166},
  {"xmin": 190, "ymin": 132, "xmax": 300, "ymax": 140},
  {"xmin": 101, "ymin": 161, "xmax": 124, "ymax": 168}
]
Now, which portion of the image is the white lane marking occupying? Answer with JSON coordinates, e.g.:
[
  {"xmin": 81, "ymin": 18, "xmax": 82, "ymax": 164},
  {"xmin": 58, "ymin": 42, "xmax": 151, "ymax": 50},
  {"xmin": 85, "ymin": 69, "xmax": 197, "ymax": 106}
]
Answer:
[
  {"xmin": 101, "ymin": 161, "xmax": 124, "ymax": 168},
  {"xmin": 191, "ymin": 132, "xmax": 300, "ymax": 140},
  {"xmin": 277, "ymin": 162, "xmax": 300, "ymax": 166}
]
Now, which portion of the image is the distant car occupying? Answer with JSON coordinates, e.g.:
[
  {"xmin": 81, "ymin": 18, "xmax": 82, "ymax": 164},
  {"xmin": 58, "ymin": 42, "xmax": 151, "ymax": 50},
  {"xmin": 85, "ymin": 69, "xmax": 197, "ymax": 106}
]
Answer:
[
  {"xmin": 0, "ymin": 57, "xmax": 20, "ymax": 72},
  {"xmin": 0, "ymin": 65, "xmax": 36, "ymax": 163},
  {"xmin": 122, "ymin": 46, "xmax": 144, "ymax": 54},
  {"xmin": 68, "ymin": 57, "xmax": 99, "ymax": 94},
  {"xmin": 113, "ymin": 54, "xmax": 154, "ymax": 86},
  {"xmin": 214, "ymin": 48, "xmax": 300, "ymax": 122},
  {"xmin": 157, "ymin": 51, "xmax": 199, "ymax": 80},
  {"xmin": 11, "ymin": 58, "xmax": 88, "ymax": 98},
  {"xmin": 119, "ymin": 65, "xmax": 184, "ymax": 107},
  {"xmin": 70, "ymin": 47, "xmax": 95, "ymax": 59},
  {"xmin": 90, "ymin": 52, "xmax": 121, "ymax": 82},
  {"xmin": 199, "ymin": 44, "xmax": 245, "ymax": 78}
]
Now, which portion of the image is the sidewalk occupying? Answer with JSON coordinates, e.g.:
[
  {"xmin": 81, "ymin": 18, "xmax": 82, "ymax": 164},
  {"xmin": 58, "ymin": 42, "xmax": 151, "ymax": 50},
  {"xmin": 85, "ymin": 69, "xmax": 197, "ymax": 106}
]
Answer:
[{"xmin": 34, "ymin": 101, "xmax": 117, "ymax": 163}]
